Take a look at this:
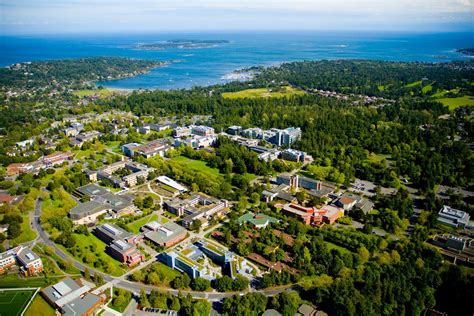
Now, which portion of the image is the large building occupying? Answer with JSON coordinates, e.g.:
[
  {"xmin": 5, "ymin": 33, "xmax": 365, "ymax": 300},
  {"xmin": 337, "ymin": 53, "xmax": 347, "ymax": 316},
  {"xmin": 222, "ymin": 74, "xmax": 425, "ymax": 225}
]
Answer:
[
  {"xmin": 190, "ymin": 125, "xmax": 215, "ymax": 137},
  {"xmin": 280, "ymin": 203, "xmax": 344, "ymax": 226},
  {"xmin": 69, "ymin": 184, "xmax": 138, "ymax": 225},
  {"xmin": 94, "ymin": 224, "xmax": 143, "ymax": 267},
  {"xmin": 142, "ymin": 221, "xmax": 187, "ymax": 248},
  {"xmin": 43, "ymin": 151, "xmax": 74, "ymax": 166},
  {"xmin": 161, "ymin": 246, "xmax": 215, "ymax": 280},
  {"xmin": 438, "ymin": 205, "xmax": 471, "ymax": 228},
  {"xmin": 121, "ymin": 140, "xmax": 171, "ymax": 158},
  {"xmin": 42, "ymin": 277, "xmax": 104, "ymax": 315},
  {"xmin": 281, "ymin": 149, "xmax": 313, "ymax": 163},
  {"xmin": 270, "ymin": 127, "xmax": 302, "ymax": 146},
  {"xmin": 164, "ymin": 194, "xmax": 229, "ymax": 228},
  {"xmin": 0, "ymin": 246, "xmax": 43, "ymax": 276},
  {"xmin": 89, "ymin": 160, "xmax": 153, "ymax": 188}
]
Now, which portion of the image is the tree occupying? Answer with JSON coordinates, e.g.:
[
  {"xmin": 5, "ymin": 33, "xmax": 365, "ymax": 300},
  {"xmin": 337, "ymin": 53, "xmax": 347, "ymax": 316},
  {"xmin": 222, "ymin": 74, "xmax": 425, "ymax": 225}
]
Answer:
[
  {"xmin": 171, "ymin": 274, "xmax": 191, "ymax": 289},
  {"xmin": 276, "ymin": 291, "xmax": 301, "ymax": 316},
  {"xmin": 232, "ymin": 275, "xmax": 249, "ymax": 291},
  {"xmin": 191, "ymin": 277, "xmax": 211, "ymax": 291},
  {"xmin": 192, "ymin": 300, "xmax": 211, "ymax": 316},
  {"xmin": 143, "ymin": 196, "xmax": 154, "ymax": 209},
  {"xmin": 357, "ymin": 246, "xmax": 370, "ymax": 264},
  {"xmin": 140, "ymin": 289, "xmax": 151, "ymax": 309},
  {"xmin": 190, "ymin": 220, "xmax": 202, "ymax": 232},
  {"xmin": 214, "ymin": 276, "xmax": 234, "ymax": 292}
]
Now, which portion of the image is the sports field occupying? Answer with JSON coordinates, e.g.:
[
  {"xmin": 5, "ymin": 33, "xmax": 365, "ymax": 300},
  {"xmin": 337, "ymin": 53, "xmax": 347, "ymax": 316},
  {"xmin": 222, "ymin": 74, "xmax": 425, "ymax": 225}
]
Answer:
[
  {"xmin": 0, "ymin": 288, "xmax": 37, "ymax": 316},
  {"xmin": 222, "ymin": 86, "xmax": 306, "ymax": 99}
]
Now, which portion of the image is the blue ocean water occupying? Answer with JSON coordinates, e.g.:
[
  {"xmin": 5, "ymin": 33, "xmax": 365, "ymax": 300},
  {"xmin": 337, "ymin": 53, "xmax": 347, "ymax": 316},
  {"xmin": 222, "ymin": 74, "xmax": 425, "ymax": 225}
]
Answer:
[{"xmin": 1, "ymin": 32, "xmax": 473, "ymax": 90}]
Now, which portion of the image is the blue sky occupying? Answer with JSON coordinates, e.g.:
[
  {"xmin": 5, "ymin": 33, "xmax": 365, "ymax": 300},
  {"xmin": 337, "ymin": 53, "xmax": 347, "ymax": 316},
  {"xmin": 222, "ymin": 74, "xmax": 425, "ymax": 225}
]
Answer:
[{"xmin": 1, "ymin": 0, "xmax": 473, "ymax": 34}]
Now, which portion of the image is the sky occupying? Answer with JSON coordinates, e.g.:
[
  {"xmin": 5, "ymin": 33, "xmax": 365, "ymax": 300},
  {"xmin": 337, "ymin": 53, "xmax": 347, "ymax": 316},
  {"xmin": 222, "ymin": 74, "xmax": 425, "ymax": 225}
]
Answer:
[{"xmin": 0, "ymin": 0, "xmax": 473, "ymax": 35}]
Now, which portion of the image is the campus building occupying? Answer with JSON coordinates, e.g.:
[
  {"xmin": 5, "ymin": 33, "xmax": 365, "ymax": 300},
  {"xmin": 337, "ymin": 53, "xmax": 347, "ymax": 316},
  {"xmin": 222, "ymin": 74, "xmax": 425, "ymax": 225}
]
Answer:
[
  {"xmin": 237, "ymin": 212, "xmax": 280, "ymax": 229},
  {"xmin": 142, "ymin": 221, "xmax": 187, "ymax": 248},
  {"xmin": 42, "ymin": 277, "xmax": 104, "ymax": 315},
  {"xmin": 438, "ymin": 205, "xmax": 471, "ymax": 228},
  {"xmin": 121, "ymin": 140, "xmax": 171, "ymax": 158},
  {"xmin": 0, "ymin": 246, "xmax": 43, "ymax": 276},
  {"xmin": 69, "ymin": 184, "xmax": 138, "ymax": 225},
  {"xmin": 161, "ymin": 246, "xmax": 215, "ymax": 280},
  {"xmin": 164, "ymin": 194, "xmax": 229, "ymax": 228},
  {"xmin": 280, "ymin": 203, "xmax": 344, "ymax": 226},
  {"xmin": 94, "ymin": 224, "xmax": 143, "ymax": 267}
]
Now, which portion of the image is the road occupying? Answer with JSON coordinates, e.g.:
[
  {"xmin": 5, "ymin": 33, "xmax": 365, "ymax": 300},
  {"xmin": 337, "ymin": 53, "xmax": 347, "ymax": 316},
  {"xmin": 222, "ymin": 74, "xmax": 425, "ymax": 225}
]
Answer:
[{"xmin": 31, "ymin": 196, "xmax": 293, "ymax": 301}]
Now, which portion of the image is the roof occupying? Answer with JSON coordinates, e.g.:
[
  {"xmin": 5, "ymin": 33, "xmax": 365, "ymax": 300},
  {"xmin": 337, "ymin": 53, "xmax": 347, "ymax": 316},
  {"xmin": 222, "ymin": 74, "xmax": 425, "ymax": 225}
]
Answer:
[
  {"xmin": 298, "ymin": 304, "xmax": 316, "ymax": 316},
  {"xmin": 96, "ymin": 224, "xmax": 132, "ymax": 240},
  {"xmin": 16, "ymin": 247, "xmax": 40, "ymax": 265},
  {"xmin": 144, "ymin": 221, "xmax": 186, "ymax": 246},
  {"xmin": 69, "ymin": 201, "xmax": 109, "ymax": 219},
  {"xmin": 0, "ymin": 193, "xmax": 17, "ymax": 204},
  {"xmin": 75, "ymin": 184, "xmax": 109, "ymax": 197},
  {"xmin": 238, "ymin": 212, "xmax": 279, "ymax": 227},
  {"xmin": 100, "ymin": 192, "xmax": 133, "ymax": 212},
  {"xmin": 338, "ymin": 196, "xmax": 357, "ymax": 205},
  {"xmin": 262, "ymin": 310, "xmax": 282, "ymax": 316},
  {"xmin": 157, "ymin": 176, "xmax": 187, "ymax": 192},
  {"xmin": 61, "ymin": 293, "xmax": 102, "ymax": 316},
  {"xmin": 42, "ymin": 278, "xmax": 89, "ymax": 307}
]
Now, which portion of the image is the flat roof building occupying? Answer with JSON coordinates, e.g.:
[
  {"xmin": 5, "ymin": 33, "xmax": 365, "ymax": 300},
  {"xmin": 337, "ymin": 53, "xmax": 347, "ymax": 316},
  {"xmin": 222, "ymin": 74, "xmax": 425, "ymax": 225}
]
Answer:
[
  {"xmin": 143, "ymin": 221, "xmax": 187, "ymax": 248},
  {"xmin": 438, "ymin": 205, "xmax": 471, "ymax": 228}
]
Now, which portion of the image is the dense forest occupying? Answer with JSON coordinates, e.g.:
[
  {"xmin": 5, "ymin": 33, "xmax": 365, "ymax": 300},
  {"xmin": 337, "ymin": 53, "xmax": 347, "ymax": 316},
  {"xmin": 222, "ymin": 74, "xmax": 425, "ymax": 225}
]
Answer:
[{"xmin": 0, "ymin": 57, "xmax": 161, "ymax": 89}]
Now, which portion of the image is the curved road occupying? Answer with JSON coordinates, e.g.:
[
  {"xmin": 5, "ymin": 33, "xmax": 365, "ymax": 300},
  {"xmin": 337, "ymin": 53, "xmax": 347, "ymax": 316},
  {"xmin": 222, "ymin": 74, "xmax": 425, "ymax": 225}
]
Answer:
[{"xmin": 33, "ymin": 197, "xmax": 296, "ymax": 301}]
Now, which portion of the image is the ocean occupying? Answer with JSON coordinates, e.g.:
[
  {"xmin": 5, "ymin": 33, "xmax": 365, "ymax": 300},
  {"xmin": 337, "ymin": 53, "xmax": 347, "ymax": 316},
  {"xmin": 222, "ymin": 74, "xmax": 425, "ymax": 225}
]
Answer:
[{"xmin": 1, "ymin": 31, "xmax": 473, "ymax": 90}]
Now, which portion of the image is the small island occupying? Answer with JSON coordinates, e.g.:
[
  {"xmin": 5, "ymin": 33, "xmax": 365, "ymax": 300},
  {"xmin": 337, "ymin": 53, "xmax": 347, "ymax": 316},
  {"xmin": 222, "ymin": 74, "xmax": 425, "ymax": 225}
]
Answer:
[
  {"xmin": 457, "ymin": 48, "xmax": 474, "ymax": 56},
  {"xmin": 136, "ymin": 39, "xmax": 229, "ymax": 50}
]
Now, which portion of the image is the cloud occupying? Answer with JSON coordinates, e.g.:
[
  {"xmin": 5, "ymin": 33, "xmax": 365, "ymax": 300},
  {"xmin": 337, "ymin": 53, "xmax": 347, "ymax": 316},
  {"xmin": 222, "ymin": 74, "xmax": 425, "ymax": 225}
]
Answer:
[{"xmin": 1, "ymin": 0, "xmax": 472, "ymax": 34}]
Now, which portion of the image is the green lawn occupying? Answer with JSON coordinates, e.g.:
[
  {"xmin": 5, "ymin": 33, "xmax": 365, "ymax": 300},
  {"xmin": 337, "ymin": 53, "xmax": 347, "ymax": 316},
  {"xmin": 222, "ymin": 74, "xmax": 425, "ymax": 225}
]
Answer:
[
  {"xmin": 222, "ymin": 86, "xmax": 306, "ymax": 99},
  {"xmin": 127, "ymin": 214, "xmax": 159, "ymax": 234},
  {"xmin": 171, "ymin": 156, "xmax": 222, "ymax": 177},
  {"xmin": 404, "ymin": 80, "xmax": 422, "ymax": 88},
  {"xmin": 73, "ymin": 89, "xmax": 113, "ymax": 98},
  {"xmin": 422, "ymin": 84, "xmax": 433, "ymax": 94},
  {"xmin": 25, "ymin": 294, "xmax": 55, "ymax": 316},
  {"xmin": 325, "ymin": 241, "xmax": 352, "ymax": 254},
  {"xmin": 0, "ymin": 274, "xmax": 51, "ymax": 288},
  {"xmin": 0, "ymin": 289, "xmax": 37, "ymax": 316},
  {"xmin": 436, "ymin": 95, "xmax": 474, "ymax": 110},
  {"xmin": 60, "ymin": 233, "xmax": 126, "ymax": 277}
]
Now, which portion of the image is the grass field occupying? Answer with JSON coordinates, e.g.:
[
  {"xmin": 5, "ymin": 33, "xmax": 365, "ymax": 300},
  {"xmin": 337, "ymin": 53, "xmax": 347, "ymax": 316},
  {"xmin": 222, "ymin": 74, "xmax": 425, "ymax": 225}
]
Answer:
[
  {"xmin": 171, "ymin": 156, "xmax": 222, "ymax": 177},
  {"xmin": 222, "ymin": 86, "xmax": 306, "ymax": 99},
  {"xmin": 0, "ymin": 274, "xmax": 51, "ymax": 288},
  {"xmin": 0, "ymin": 289, "xmax": 37, "ymax": 316},
  {"xmin": 25, "ymin": 294, "xmax": 55, "ymax": 316},
  {"xmin": 422, "ymin": 84, "xmax": 433, "ymax": 94},
  {"xmin": 127, "ymin": 213, "xmax": 159, "ymax": 234},
  {"xmin": 60, "ymin": 233, "xmax": 126, "ymax": 277},
  {"xmin": 404, "ymin": 80, "xmax": 422, "ymax": 88},
  {"xmin": 436, "ymin": 95, "xmax": 474, "ymax": 110},
  {"xmin": 325, "ymin": 241, "xmax": 352, "ymax": 254},
  {"xmin": 73, "ymin": 89, "xmax": 114, "ymax": 98}
]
